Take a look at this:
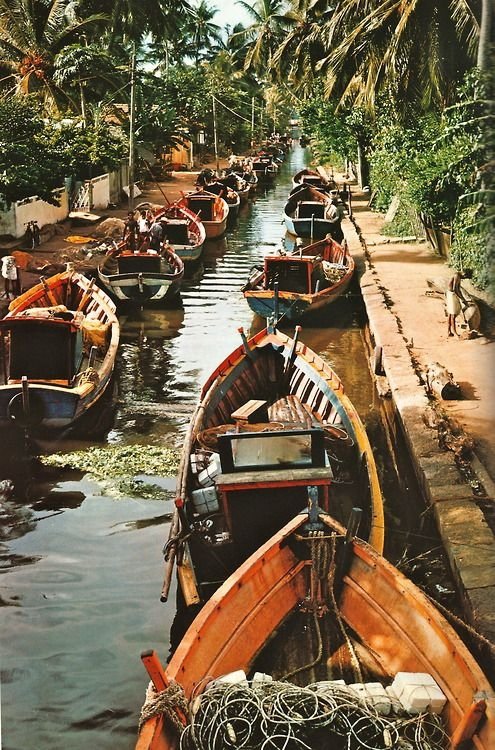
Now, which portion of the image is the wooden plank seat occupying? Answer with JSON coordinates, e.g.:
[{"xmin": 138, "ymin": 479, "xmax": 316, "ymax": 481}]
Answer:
[
  {"xmin": 231, "ymin": 399, "xmax": 268, "ymax": 423},
  {"xmin": 216, "ymin": 467, "xmax": 332, "ymax": 489}
]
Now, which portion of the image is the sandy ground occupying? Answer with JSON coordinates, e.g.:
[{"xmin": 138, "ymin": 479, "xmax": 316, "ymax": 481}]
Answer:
[{"xmin": 1, "ymin": 159, "xmax": 494, "ymax": 489}]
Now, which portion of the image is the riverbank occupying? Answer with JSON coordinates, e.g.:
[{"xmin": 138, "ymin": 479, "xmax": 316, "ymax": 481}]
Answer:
[{"xmin": 339, "ymin": 177, "xmax": 495, "ymax": 648}]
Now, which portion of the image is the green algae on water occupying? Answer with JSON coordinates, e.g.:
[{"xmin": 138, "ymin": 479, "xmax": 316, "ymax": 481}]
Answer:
[{"xmin": 41, "ymin": 445, "xmax": 180, "ymax": 499}]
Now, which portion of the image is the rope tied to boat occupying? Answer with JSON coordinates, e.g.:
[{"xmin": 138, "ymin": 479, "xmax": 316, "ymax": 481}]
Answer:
[
  {"xmin": 138, "ymin": 679, "xmax": 188, "ymax": 736},
  {"xmin": 78, "ymin": 367, "xmax": 99, "ymax": 386}
]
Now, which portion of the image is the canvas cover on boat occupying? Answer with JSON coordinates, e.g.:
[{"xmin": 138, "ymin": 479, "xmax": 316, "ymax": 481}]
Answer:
[{"xmin": 5, "ymin": 320, "xmax": 76, "ymax": 382}]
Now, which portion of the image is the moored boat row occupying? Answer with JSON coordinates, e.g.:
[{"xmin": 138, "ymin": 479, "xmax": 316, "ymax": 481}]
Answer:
[{"xmin": 133, "ymin": 151, "xmax": 494, "ymax": 750}]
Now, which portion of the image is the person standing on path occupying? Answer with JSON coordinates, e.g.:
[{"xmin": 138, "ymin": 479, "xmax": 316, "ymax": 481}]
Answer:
[{"xmin": 446, "ymin": 270, "xmax": 470, "ymax": 337}]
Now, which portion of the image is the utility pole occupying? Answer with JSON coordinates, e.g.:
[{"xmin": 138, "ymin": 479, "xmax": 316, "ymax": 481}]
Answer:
[
  {"xmin": 251, "ymin": 96, "xmax": 255, "ymax": 149},
  {"xmin": 128, "ymin": 43, "xmax": 137, "ymax": 211},
  {"xmin": 212, "ymin": 94, "xmax": 219, "ymax": 174}
]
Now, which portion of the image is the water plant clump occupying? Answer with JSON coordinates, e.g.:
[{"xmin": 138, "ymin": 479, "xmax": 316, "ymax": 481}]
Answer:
[{"xmin": 41, "ymin": 445, "xmax": 180, "ymax": 499}]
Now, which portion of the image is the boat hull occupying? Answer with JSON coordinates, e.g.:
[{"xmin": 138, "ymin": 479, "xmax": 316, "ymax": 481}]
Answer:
[
  {"xmin": 245, "ymin": 274, "xmax": 353, "ymax": 320},
  {"xmin": 136, "ymin": 513, "xmax": 495, "ymax": 750},
  {"xmin": 98, "ymin": 271, "xmax": 182, "ymax": 303},
  {"xmin": 0, "ymin": 271, "xmax": 119, "ymax": 432},
  {"xmin": 169, "ymin": 324, "xmax": 383, "ymax": 613},
  {"xmin": 284, "ymin": 214, "xmax": 336, "ymax": 240}
]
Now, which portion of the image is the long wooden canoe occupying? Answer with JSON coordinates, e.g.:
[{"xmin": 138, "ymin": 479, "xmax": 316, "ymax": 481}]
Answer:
[
  {"xmin": 165, "ymin": 324, "xmax": 384, "ymax": 613},
  {"xmin": 136, "ymin": 511, "xmax": 494, "ymax": 750},
  {"xmin": 242, "ymin": 235, "xmax": 355, "ymax": 321},
  {"xmin": 98, "ymin": 243, "xmax": 183, "ymax": 305},
  {"xmin": 292, "ymin": 167, "xmax": 336, "ymax": 192},
  {"xmin": 284, "ymin": 184, "xmax": 337, "ymax": 240},
  {"xmin": 0, "ymin": 270, "xmax": 119, "ymax": 431},
  {"xmin": 152, "ymin": 203, "xmax": 206, "ymax": 264},
  {"xmin": 177, "ymin": 191, "xmax": 229, "ymax": 239}
]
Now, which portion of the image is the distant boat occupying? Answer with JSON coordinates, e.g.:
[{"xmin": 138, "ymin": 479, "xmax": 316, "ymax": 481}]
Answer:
[
  {"xmin": 177, "ymin": 190, "xmax": 229, "ymax": 239},
  {"xmin": 97, "ymin": 243, "xmax": 183, "ymax": 305},
  {"xmin": 135, "ymin": 509, "xmax": 494, "ymax": 750},
  {"xmin": 242, "ymin": 235, "xmax": 354, "ymax": 321},
  {"xmin": 284, "ymin": 184, "xmax": 336, "ymax": 240},
  {"xmin": 0, "ymin": 271, "xmax": 119, "ymax": 431},
  {"xmin": 161, "ymin": 323, "xmax": 384, "ymax": 613},
  {"xmin": 292, "ymin": 167, "xmax": 336, "ymax": 192},
  {"xmin": 251, "ymin": 154, "xmax": 278, "ymax": 183},
  {"xmin": 152, "ymin": 203, "xmax": 206, "ymax": 263}
]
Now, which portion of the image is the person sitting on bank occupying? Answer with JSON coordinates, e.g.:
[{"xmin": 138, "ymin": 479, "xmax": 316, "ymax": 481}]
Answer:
[
  {"xmin": 1, "ymin": 255, "xmax": 20, "ymax": 298},
  {"xmin": 324, "ymin": 189, "xmax": 345, "ymax": 243}
]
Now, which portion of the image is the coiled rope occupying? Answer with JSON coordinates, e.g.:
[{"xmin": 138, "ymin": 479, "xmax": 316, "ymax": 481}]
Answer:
[{"xmin": 138, "ymin": 680, "xmax": 188, "ymax": 736}]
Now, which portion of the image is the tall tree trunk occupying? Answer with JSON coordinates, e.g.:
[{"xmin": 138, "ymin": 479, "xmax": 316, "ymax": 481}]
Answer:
[{"xmin": 477, "ymin": 0, "xmax": 493, "ymax": 71}]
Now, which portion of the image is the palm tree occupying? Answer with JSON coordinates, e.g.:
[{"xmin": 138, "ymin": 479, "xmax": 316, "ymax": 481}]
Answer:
[
  {"xmin": 314, "ymin": 0, "xmax": 481, "ymax": 113},
  {"xmin": 53, "ymin": 43, "xmax": 123, "ymax": 123},
  {"xmin": 271, "ymin": 0, "xmax": 331, "ymax": 98},
  {"xmin": 0, "ymin": 0, "xmax": 107, "ymax": 107},
  {"xmin": 188, "ymin": 0, "xmax": 223, "ymax": 64},
  {"xmin": 234, "ymin": 0, "xmax": 295, "ymax": 77}
]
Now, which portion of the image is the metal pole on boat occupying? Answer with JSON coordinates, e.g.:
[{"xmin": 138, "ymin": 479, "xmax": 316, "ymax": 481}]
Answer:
[
  {"xmin": 238, "ymin": 327, "xmax": 253, "ymax": 359},
  {"xmin": 128, "ymin": 43, "xmax": 137, "ymax": 211},
  {"xmin": 273, "ymin": 281, "xmax": 279, "ymax": 324},
  {"xmin": 284, "ymin": 325, "xmax": 301, "ymax": 378},
  {"xmin": 212, "ymin": 94, "xmax": 219, "ymax": 174},
  {"xmin": 21, "ymin": 376, "xmax": 30, "ymax": 424}
]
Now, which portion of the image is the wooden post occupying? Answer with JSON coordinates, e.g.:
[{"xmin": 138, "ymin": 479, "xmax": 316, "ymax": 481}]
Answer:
[
  {"xmin": 212, "ymin": 94, "xmax": 219, "ymax": 174},
  {"xmin": 128, "ymin": 44, "xmax": 137, "ymax": 211}
]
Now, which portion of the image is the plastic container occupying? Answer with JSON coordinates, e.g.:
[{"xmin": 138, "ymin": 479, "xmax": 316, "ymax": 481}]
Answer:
[{"xmin": 191, "ymin": 486, "xmax": 219, "ymax": 515}]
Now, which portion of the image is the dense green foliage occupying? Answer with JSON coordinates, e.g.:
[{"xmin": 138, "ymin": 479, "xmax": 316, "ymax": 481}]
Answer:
[{"xmin": 0, "ymin": 97, "xmax": 127, "ymax": 205}]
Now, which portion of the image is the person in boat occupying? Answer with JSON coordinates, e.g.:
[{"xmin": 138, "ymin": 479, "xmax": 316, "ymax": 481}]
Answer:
[
  {"xmin": 137, "ymin": 210, "xmax": 151, "ymax": 251},
  {"xmin": 195, "ymin": 169, "xmax": 213, "ymax": 189},
  {"xmin": 149, "ymin": 218, "xmax": 165, "ymax": 252},
  {"xmin": 325, "ymin": 189, "xmax": 345, "ymax": 243},
  {"xmin": 123, "ymin": 210, "xmax": 139, "ymax": 251}
]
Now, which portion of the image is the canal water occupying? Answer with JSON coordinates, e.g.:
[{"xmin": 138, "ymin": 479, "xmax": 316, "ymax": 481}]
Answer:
[{"xmin": 0, "ymin": 145, "xmax": 438, "ymax": 749}]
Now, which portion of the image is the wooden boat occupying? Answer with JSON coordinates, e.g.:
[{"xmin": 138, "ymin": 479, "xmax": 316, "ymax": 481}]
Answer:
[
  {"xmin": 161, "ymin": 323, "xmax": 384, "ymax": 612},
  {"xmin": 136, "ymin": 509, "xmax": 494, "ymax": 750},
  {"xmin": 251, "ymin": 154, "xmax": 278, "ymax": 183},
  {"xmin": 284, "ymin": 184, "xmax": 336, "ymax": 240},
  {"xmin": 292, "ymin": 167, "xmax": 336, "ymax": 192},
  {"xmin": 242, "ymin": 235, "xmax": 355, "ymax": 321},
  {"xmin": 177, "ymin": 190, "xmax": 229, "ymax": 239},
  {"xmin": 232, "ymin": 167, "xmax": 258, "ymax": 194},
  {"xmin": 97, "ymin": 243, "xmax": 184, "ymax": 305},
  {"xmin": 151, "ymin": 203, "xmax": 206, "ymax": 264},
  {"xmin": 0, "ymin": 271, "xmax": 119, "ymax": 431},
  {"xmin": 225, "ymin": 187, "xmax": 241, "ymax": 222}
]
